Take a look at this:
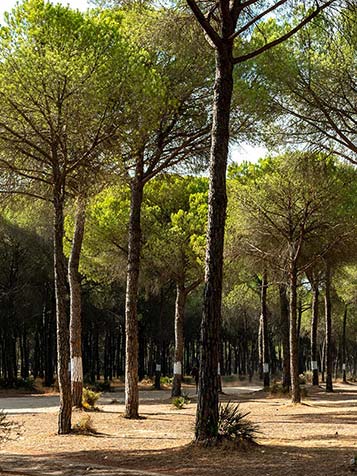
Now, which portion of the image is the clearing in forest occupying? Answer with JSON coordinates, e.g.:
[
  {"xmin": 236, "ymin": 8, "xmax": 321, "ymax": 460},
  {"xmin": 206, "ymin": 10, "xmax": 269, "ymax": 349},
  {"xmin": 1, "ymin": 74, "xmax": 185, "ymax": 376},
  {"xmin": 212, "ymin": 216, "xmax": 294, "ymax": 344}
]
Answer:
[{"xmin": 0, "ymin": 381, "xmax": 356, "ymax": 476}]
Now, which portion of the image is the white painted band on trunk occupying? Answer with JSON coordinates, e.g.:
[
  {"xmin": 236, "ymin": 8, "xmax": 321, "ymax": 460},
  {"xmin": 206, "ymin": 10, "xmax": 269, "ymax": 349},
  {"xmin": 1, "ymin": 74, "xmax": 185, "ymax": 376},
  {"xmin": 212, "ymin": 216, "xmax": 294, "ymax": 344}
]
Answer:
[
  {"xmin": 342, "ymin": 363, "xmax": 346, "ymax": 370},
  {"xmin": 155, "ymin": 364, "xmax": 161, "ymax": 372},
  {"xmin": 173, "ymin": 361, "xmax": 182, "ymax": 375},
  {"xmin": 71, "ymin": 357, "xmax": 83, "ymax": 382},
  {"xmin": 311, "ymin": 361, "xmax": 318, "ymax": 371},
  {"xmin": 263, "ymin": 363, "xmax": 269, "ymax": 373},
  {"xmin": 218, "ymin": 363, "xmax": 221, "ymax": 375}
]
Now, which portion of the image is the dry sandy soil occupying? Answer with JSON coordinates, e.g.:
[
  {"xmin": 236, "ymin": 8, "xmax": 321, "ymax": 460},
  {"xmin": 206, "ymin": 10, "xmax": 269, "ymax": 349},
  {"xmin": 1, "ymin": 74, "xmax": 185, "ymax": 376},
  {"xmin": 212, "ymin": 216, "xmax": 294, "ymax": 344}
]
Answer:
[{"xmin": 0, "ymin": 382, "xmax": 356, "ymax": 476}]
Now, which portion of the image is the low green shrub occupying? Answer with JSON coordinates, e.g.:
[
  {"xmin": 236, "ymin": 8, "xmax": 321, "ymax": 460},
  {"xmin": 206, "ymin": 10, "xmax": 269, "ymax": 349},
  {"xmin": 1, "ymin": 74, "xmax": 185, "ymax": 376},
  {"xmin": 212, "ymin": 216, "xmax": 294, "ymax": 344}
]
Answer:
[
  {"xmin": 218, "ymin": 402, "xmax": 259, "ymax": 444},
  {"xmin": 270, "ymin": 382, "xmax": 290, "ymax": 395},
  {"xmin": 171, "ymin": 394, "xmax": 190, "ymax": 409},
  {"xmin": 82, "ymin": 387, "xmax": 101, "ymax": 410},
  {"xmin": 0, "ymin": 377, "xmax": 35, "ymax": 390}
]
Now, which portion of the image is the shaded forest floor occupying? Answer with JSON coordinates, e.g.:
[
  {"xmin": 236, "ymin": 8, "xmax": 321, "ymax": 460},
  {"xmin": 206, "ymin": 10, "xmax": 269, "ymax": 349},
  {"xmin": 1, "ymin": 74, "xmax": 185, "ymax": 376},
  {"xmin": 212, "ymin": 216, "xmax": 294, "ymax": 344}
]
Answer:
[{"xmin": 1, "ymin": 381, "xmax": 357, "ymax": 476}]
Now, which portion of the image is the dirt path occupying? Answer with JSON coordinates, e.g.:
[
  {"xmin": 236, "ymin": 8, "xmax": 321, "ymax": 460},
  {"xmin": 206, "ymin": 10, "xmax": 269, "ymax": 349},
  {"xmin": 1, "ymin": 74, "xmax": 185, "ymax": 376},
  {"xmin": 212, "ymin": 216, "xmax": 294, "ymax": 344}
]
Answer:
[
  {"xmin": 0, "ymin": 384, "xmax": 261, "ymax": 414},
  {"xmin": 1, "ymin": 382, "xmax": 356, "ymax": 476}
]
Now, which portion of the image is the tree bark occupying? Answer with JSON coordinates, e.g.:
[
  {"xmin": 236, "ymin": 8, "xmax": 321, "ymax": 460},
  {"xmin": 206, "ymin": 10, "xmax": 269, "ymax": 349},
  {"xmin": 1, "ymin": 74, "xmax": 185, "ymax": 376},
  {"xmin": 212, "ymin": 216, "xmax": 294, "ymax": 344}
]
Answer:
[
  {"xmin": 172, "ymin": 284, "xmax": 187, "ymax": 397},
  {"xmin": 69, "ymin": 195, "xmax": 86, "ymax": 407},
  {"xmin": 311, "ymin": 280, "xmax": 319, "ymax": 386},
  {"xmin": 324, "ymin": 263, "xmax": 333, "ymax": 392},
  {"xmin": 53, "ymin": 178, "xmax": 72, "ymax": 434},
  {"xmin": 289, "ymin": 262, "xmax": 301, "ymax": 403},
  {"xmin": 260, "ymin": 270, "xmax": 270, "ymax": 388},
  {"xmin": 279, "ymin": 283, "xmax": 290, "ymax": 389},
  {"xmin": 342, "ymin": 304, "xmax": 347, "ymax": 383},
  {"xmin": 195, "ymin": 46, "xmax": 233, "ymax": 444},
  {"xmin": 125, "ymin": 169, "xmax": 144, "ymax": 419}
]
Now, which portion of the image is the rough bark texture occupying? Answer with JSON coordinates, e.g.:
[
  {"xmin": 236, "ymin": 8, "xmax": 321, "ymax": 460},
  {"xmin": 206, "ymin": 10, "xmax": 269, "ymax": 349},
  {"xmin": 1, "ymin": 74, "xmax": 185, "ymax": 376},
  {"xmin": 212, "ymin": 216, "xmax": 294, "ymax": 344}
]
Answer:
[
  {"xmin": 325, "ymin": 264, "xmax": 333, "ymax": 392},
  {"xmin": 311, "ymin": 282, "xmax": 319, "ymax": 386},
  {"xmin": 289, "ymin": 264, "xmax": 301, "ymax": 404},
  {"xmin": 69, "ymin": 195, "xmax": 86, "ymax": 407},
  {"xmin": 279, "ymin": 283, "xmax": 290, "ymax": 389},
  {"xmin": 125, "ymin": 172, "xmax": 143, "ymax": 419},
  {"xmin": 260, "ymin": 271, "xmax": 270, "ymax": 388},
  {"xmin": 53, "ymin": 179, "xmax": 72, "ymax": 434},
  {"xmin": 172, "ymin": 284, "xmax": 187, "ymax": 397},
  {"xmin": 195, "ymin": 46, "xmax": 233, "ymax": 443},
  {"xmin": 342, "ymin": 305, "xmax": 347, "ymax": 383}
]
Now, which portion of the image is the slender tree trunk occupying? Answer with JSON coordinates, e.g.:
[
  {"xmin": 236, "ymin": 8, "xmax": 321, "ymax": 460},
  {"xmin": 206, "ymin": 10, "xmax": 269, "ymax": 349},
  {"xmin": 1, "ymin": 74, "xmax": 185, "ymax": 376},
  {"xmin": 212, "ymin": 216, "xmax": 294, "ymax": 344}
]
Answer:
[
  {"xmin": 260, "ymin": 270, "xmax": 270, "ymax": 388},
  {"xmin": 258, "ymin": 317, "xmax": 263, "ymax": 380},
  {"xmin": 172, "ymin": 284, "xmax": 187, "ymax": 397},
  {"xmin": 289, "ymin": 262, "xmax": 301, "ymax": 403},
  {"xmin": 195, "ymin": 46, "xmax": 233, "ymax": 444},
  {"xmin": 279, "ymin": 283, "xmax": 290, "ymax": 389},
  {"xmin": 53, "ymin": 179, "xmax": 72, "ymax": 434},
  {"xmin": 311, "ymin": 281, "xmax": 319, "ymax": 386},
  {"xmin": 342, "ymin": 304, "xmax": 347, "ymax": 383},
  {"xmin": 125, "ymin": 170, "xmax": 144, "ymax": 419},
  {"xmin": 69, "ymin": 195, "xmax": 86, "ymax": 407},
  {"xmin": 325, "ymin": 264, "xmax": 333, "ymax": 392}
]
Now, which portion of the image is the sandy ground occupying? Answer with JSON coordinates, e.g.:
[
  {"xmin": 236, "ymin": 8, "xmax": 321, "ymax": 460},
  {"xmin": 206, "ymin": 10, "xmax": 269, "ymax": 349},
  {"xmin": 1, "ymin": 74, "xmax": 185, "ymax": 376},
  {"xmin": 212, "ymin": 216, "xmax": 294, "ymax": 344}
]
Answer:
[{"xmin": 0, "ymin": 382, "xmax": 356, "ymax": 476}]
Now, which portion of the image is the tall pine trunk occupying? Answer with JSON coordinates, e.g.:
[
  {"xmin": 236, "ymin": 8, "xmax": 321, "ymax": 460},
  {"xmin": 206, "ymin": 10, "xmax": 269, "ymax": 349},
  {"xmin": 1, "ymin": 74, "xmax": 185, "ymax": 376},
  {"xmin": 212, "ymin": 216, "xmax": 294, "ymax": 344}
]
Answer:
[
  {"xmin": 325, "ymin": 264, "xmax": 333, "ymax": 392},
  {"xmin": 289, "ymin": 262, "xmax": 301, "ymax": 404},
  {"xmin": 311, "ymin": 281, "xmax": 319, "ymax": 386},
  {"xmin": 279, "ymin": 283, "xmax": 290, "ymax": 389},
  {"xmin": 53, "ymin": 178, "xmax": 72, "ymax": 434},
  {"xmin": 260, "ymin": 271, "xmax": 270, "ymax": 388},
  {"xmin": 125, "ymin": 170, "xmax": 143, "ymax": 419},
  {"xmin": 195, "ymin": 46, "xmax": 233, "ymax": 443},
  {"xmin": 172, "ymin": 284, "xmax": 187, "ymax": 397},
  {"xmin": 69, "ymin": 195, "xmax": 86, "ymax": 407},
  {"xmin": 342, "ymin": 304, "xmax": 347, "ymax": 383}
]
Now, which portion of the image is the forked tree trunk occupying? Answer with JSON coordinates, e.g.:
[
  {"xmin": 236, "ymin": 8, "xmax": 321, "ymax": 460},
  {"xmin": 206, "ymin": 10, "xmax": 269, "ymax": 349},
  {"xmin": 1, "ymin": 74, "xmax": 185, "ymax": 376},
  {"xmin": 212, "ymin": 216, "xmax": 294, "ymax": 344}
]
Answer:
[
  {"xmin": 172, "ymin": 284, "xmax": 187, "ymax": 397},
  {"xmin": 289, "ymin": 262, "xmax": 301, "ymax": 404},
  {"xmin": 342, "ymin": 304, "xmax": 347, "ymax": 383},
  {"xmin": 325, "ymin": 264, "xmax": 333, "ymax": 392},
  {"xmin": 279, "ymin": 283, "xmax": 290, "ymax": 389},
  {"xmin": 125, "ymin": 171, "xmax": 143, "ymax": 419},
  {"xmin": 311, "ymin": 281, "xmax": 319, "ymax": 386},
  {"xmin": 69, "ymin": 195, "xmax": 86, "ymax": 407},
  {"xmin": 53, "ymin": 179, "xmax": 72, "ymax": 434},
  {"xmin": 195, "ymin": 46, "xmax": 233, "ymax": 444},
  {"xmin": 260, "ymin": 271, "xmax": 270, "ymax": 388}
]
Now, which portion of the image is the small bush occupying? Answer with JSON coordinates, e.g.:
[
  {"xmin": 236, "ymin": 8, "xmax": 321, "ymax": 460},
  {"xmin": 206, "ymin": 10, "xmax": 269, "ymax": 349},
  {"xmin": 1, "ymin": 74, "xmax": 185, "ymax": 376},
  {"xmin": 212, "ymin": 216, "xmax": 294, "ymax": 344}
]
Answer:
[
  {"xmin": 218, "ymin": 402, "xmax": 259, "ymax": 444},
  {"xmin": 82, "ymin": 387, "xmax": 101, "ymax": 410},
  {"xmin": 0, "ymin": 410, "xmax": 12, "ymax": 444},
  {"xmin": 172, "ymin": 394, "xmax": 190, "ymax": 409},
  {"xmin": 270, "ymin": 382, "xmax": 290, "ymax": 395},
  {"xmin": 72, "ymin": 415, "xmax": 97, "ymax": 434},
  {"xmin": 0, "ymin": 377, "xmax": 35, "ymax": 390},
  {"xmin": 160, "ymin": 376, "xmax": 173, "ymax": 385}
]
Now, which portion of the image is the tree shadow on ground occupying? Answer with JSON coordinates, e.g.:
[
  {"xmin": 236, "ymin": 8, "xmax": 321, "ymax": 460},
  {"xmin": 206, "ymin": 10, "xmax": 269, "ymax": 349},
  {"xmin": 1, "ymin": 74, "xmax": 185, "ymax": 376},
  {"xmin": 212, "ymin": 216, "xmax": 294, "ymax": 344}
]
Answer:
[{"xmin": 2, "ymin": 443, "xmax": 355, "ymax": 476}]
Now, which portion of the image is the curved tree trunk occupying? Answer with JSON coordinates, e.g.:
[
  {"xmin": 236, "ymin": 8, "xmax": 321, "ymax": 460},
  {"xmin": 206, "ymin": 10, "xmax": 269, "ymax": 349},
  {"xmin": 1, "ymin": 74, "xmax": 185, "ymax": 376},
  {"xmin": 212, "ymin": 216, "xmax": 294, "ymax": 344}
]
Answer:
[
  {"xmin": 172, "ymin": 284, "xmax": 187, "ymax": 397},
  {"xmin": 325, "ymin": 264, "xmax": 333, "ymax": 392},
  {"xmin": 289, "ymin": 263, "xmax": 301, "ymax": 404},
  {"xmin": 125, "ymin": 170, "xmax": 143, "ymax": 419},
  {"xmin": 311, "ymin": 281, "xmax": 319, "ymax": 386},
  {"xmin": 69, "ymin": 195, "xmax": 86, "ymax": 407},
  {"xmin": 195, "ymin": 46, "xmax": 233, "ymax": 444},
  {"xmin": 53, "ymin": 179, "xmax": 72, "ymax": 434},
  {"xmin": 279, "ymin": 283, "xmax": 290, "ymax": 389},
  {"xmin": 260, "ymin": 270, "xmax": 270, "ymax": 388}
]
